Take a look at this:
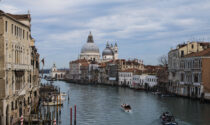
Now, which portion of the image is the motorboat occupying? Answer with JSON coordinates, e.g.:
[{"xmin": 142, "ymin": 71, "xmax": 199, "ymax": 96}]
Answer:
[
  {"xmin": 160, "ymin": 112, "xmax": 178, "ymax": 125},
  {"xmin": 121, "ymin": 104, "xmax": 132, "ymax": 112}
]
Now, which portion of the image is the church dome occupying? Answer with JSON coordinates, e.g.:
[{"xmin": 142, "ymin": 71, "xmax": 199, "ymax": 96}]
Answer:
[
  {"xmin": 81, "ymin": 43, "xmax": 99, "ymax": 53},
  {"xmin": 102, "ymin": 42, "xmax": 114, "ymax": 56},
  {"xmin": 81, "ymin": 32, "xmax": 100, "ymax": 54}
]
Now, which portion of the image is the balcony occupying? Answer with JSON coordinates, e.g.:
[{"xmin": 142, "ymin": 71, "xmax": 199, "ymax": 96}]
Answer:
[
  {"xmin": 180, "ymin": 82, "xmax": 185, "ymax": 85},
  {"xmin": 6, "ymin": 63, "xmax": 32, "ymax": 71},
  {"xmin": 193, "ymin": 82, "xmax": 201, "ymax": 86}
]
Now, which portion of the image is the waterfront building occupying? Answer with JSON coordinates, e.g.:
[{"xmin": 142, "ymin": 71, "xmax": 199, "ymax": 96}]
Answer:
[
  {"xmin": 176, "ymin": 48, "xmax": 210, "ymax": 99},
  {"xmin": 118, "ymin": 70, "xmax": 133, "ymax": 86},
  {"xmin": 0, "ymin": 10, "xmax": 39, "ymax": 125},
  {"xmin": 50, "ymin": 63, "xmax": 66, "ymax": 80},
  {"xmin": 132, "ymin": 75, "xmax": 157, "ymax": 89},
  {"xmin": 116, "ymin": 59, "xmax": 144, "ymax": 71},
  {"xmin": 88, "ymin": 61, "xmax": 99, "ymax": 83},
  {"xmin": 132, "ymin": 75, "xmax": 144, "ymax": 89},
  {"xmin": 168, "ymin": 41, "xmax": 210, "ymax": 99},
  {"xmin": 98, "ymin": 63, "xmax": 108, "ymax": 84},
  {"xmin": 107, "ymin": 62, "xmax": 118, "ymax": 85},
  {"xmin": 68, "ymin": 59, "xmax": 89, "ymax": 81}
]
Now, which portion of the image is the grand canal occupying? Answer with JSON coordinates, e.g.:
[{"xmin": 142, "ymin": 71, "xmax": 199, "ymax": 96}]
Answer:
[{"xmin": 42, "ymin": 80, "xmax": 210, "ymax": 125}]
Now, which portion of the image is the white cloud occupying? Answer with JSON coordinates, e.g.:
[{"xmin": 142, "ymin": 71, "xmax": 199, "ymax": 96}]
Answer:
[
  {"xmin": 0, "ymin": 4, "xmax": 21, "ymax": 13},
  {"xmin": 1, "ymin": 0, "xmax": 210, "ymax": 68}
]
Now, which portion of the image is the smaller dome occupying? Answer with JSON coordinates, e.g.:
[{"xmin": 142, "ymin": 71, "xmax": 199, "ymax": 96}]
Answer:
[{"xmin": 102, "ymin": 42, "xmax": 114, "ymax": 56}]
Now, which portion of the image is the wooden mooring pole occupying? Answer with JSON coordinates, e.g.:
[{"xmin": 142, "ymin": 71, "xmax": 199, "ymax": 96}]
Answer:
[
  {"xmin": 74, "ymin": 105, "xmax": 76, "ymax": 125},
  {"xmin": 70, "ymin": 107, "xmax": 72, "ymax": 125}
]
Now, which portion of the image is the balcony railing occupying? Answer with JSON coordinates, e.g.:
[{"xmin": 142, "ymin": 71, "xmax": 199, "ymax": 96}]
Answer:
[{"xmin": 6, "ymin": 63, "xmax": 33, "ymax": 70}]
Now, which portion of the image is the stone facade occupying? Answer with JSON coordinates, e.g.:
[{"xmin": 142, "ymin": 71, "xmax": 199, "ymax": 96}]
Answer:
[
  {"xmin": 118, "ymin": 71, "xmax": 133, "ymax": 86},
  {"xmin": 68, "ymin": 59, "xmax": 89, "ymax": 81},
  {"xmin": 116, "ymin": 59, "xmax": 144, "ymax": 71},
  {"xmin": 133, "ymin": 75, "xmax": 157, "ymax": 89},
  {"xmin": 168, "ymin": 42, "xmax": 210, "ymax": 100},
  {"xmin": 0, "ymin": 10, "xmax": 39, "ymax": 125}
]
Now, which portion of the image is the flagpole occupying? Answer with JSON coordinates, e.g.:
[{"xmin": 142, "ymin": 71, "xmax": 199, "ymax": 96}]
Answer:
[{"xmin": 41, "ymin": 58, "xmax": 45, "ymax": 78}]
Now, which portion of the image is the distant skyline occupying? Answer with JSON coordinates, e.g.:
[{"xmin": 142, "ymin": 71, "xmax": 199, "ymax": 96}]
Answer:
[{"xmin": 1, "ymin": 0, "xmax": 210, "ymax": 68}]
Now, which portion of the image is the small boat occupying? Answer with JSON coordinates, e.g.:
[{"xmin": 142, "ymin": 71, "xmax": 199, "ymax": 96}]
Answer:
[
  {"xmin": 42, "ymin": 101, "xmax": 63, "ymax": 106},
  {"xmin": 160, "ymin": 112, "xmax": 178, "ymax": 125},
  {"xmin": 60, "ymin": 92, "xmax": 67, "ymax": 96},
  {"xmin": 51, "ymin": 95, "xmax": 65, "ymax": 101},
  {"xmin": 121, "ymin": 104, "xmax": 132, "ymax": 112}
]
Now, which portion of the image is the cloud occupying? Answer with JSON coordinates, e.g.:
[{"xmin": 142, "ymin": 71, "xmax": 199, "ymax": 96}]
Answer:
[
  {"xmin": 1, "ymin": 0, "xmax": 210, "ymax": 68},
  {"xmin": 0, "ymin": 4, "xmax": 21, "ymax": 13}
]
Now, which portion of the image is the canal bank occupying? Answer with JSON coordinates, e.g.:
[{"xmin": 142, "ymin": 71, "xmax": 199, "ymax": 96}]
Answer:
[
  {"xmin": 43, "ymin": 79, "xmax": 210, "ymax": 125},
  {"xmin": 64, "ymin": 79, "xmax": 210, "ymax": 103}
]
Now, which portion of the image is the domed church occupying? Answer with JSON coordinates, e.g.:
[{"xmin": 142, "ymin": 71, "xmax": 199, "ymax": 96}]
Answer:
[
  {"xmin": 79, "ymin": 32, "xmax": 118, "ymax": 62},
  {"xmin": 102, "ymin": 42, "xmax": 118, "ymax": 61},
  {"xmin": 80, "ymin": 32, "xmax": 100, "ymax": 61}
]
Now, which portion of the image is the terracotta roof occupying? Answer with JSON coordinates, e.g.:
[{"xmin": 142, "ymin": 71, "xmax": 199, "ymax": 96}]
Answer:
[
  {"xmin": 198, "ymin": 42, "xmax": 210, "ymax": 46},
  {"xmin": 184, "ymin": 48, "xmax": 210, "ymax": 58},
  {"xmin": 120, "ymin": 68, "xmax": 141, "ymax": 73},
  {"xmin": 7, "ymin": 13, "xmax": 31, "ymax": 21},
  {"xmin": 81, "ymin": 62, "xmax": 89, "ymax": 67},
  {"xmin": 71, "ymin": 59, "xmax": 89, "ymax": 63},
  {"xmin": 0, "ymin": 10, "xmax": 31, "ymax": 28}
]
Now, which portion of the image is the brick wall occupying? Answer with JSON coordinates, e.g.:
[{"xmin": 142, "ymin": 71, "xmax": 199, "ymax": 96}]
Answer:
[{"xmin": 202, "ymin": 58, "xmax": 210, "ymax": 94}]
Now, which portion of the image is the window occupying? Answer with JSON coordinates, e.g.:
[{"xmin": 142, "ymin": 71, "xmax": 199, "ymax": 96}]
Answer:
[
  {"xmin": 15, "ymin": 26, "xmax": 16, "ymax": 35},
  {"xmin": 11, "ymin": 101, "xmax": 14, "ymax": 110},
  {"xmin": 181, "ymin": 50, "xmax": 184, "ymax": 57},
  {"xmin": 11, "ymin": 24, "xmax": 13, "ymax": 34},
  {"xmin": 27, "ymin": 31, "xmax": 29, "ymax": 40},
  {"xmin": 28, "ymin": 97, "xmax": 30, "ymax": 104},
  {"xmin": 192, "ymin": 44, "xmax": 194, "ymax": 49},
  {"xmin": 23, "ymin": 30, "xmax": 25, "ymax": 39},
  {"xmin": 194, "ymin": 73, "xmax": 198, "ymax": 83},
  {"xmin": 181, "ymin": 73, "xmax": 184, "ymax": 82},
  {"xmin": 17, "ymin": 27, "xmax": 19, "ymax": 36},
  {"xmin": 15, "ymin": 100, "xmax": 17, "ymax": 109},
  {"xmin": 5, "ymin": 21, "xmax": 8, "ymax": 32}
]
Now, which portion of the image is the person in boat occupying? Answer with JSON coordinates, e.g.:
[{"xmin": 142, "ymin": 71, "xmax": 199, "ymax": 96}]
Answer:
[{"xmin": 125, "ymin": 105, "xmax": 131, "ymax": 109}]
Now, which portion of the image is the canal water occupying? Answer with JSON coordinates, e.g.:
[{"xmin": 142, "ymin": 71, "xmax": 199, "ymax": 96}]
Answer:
[{"xmin": 42, "ymin": 80, "xmax": 210, "ymax": 125}]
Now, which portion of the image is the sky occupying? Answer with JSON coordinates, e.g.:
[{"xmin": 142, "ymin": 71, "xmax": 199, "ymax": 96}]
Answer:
[{"xmin": 1, "ymin": 0, "xmax": 210, "ymax": 68}]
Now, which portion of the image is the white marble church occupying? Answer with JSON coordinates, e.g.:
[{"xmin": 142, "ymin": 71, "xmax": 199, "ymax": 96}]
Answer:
[
  {"xmin": 50, "ymin": 63, "xmax": 66, "ymax": 80},
  {"xmin": 79, "ymin": 32, "xmax": 118, "ymax": 62}
]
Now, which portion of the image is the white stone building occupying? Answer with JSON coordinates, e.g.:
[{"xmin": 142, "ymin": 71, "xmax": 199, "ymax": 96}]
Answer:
[
  {"xmin": 50, "ymin": 63, "xmax": 66, "ymax": 80},
  {"xmin": 118, "ymin": 71, "xmax": 133, "ymax": 86},
  {"xmin": 133, "ymin": 75, "xmax": 157, "ymax": 89}
]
